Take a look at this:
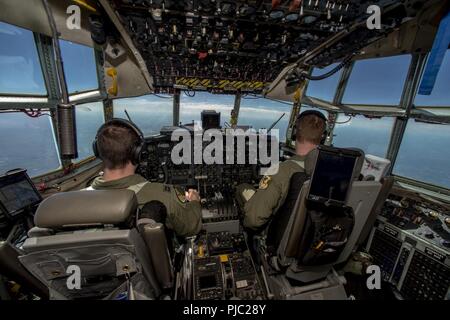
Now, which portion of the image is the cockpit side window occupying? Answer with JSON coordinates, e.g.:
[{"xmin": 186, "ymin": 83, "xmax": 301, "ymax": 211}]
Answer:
[
  {"xmin": 414, "ymin": 49, "xmax": 450, "ymax": 107},
  {"xmin": 113, "ymin": 95, "xmax": 173, "ymax": 136},
  {"xmin": 59, "ymin": 40, "xmax": 99, "ymax": 94},
  {"xmin": 332, "ymin": 115, "xmax": 395, "ymax": 158},
  {"xmin": 305, "ymin": 63, "xmax": 342, "ymax": 102},
  {"xmin": 0, "ymin": 22, "xmax": 47, "ymax": 95},
  {"xmin": 393, "ymin": 120, "xmax": 450, "ymax": 189},
  {"xmin": 0, "ymin": 112, "xmax": 61, "ymax": 177},
  {"xmin": 74, "ymin": 102, "xmax": 105, "ymax": 162},
  {"xmin": 342, "ymin": 55, "xmax": 411, "ymax": 106}
]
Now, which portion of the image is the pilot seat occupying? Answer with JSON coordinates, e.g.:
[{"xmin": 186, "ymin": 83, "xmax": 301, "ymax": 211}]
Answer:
[
  {"xmin": 18, "ymin": 189, "xmax": 174, "ymax": 300},
  {"xmin": 259, "ymin": 146, "xmax": 391, "ymax": 300}
]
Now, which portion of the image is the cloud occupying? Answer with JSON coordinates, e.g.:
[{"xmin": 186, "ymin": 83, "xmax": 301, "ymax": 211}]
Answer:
[
  {"xmin": 114, "ymin": 98, "xmax": 289, "ymax": 118},
  {"xmin": 336, "ymin": 116, "xmax": 394, "ymax": 130}
]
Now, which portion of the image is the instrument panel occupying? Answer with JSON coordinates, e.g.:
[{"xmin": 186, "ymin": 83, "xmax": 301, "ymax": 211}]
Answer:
[
  {"xmin": 367, "ymin": 189, "xmax": 450, "ymax": 300},
  {"xmin": 139, "ymin": 126, "xmax": 272, "ymax": 191},
  {"xmin": 379, "ymin": 193, "xmax": 450, "ymax": 251},
  {"xmin": 139, "ymin": 126, "xmax": 274, "ymax": 227}
]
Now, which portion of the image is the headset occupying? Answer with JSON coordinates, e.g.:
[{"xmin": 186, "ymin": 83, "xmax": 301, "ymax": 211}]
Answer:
[
  {"xmin": 92, "ymin": 118, "xmax": 146, "ymax": 165},
  {"xmin": 291, "ymin": 110, "xmax": 328, "ymax": 144}
]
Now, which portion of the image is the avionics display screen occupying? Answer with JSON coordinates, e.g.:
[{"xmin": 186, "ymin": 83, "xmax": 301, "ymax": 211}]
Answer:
[
  {"xmin": 199, "ymin": 275, "xmax": 217, "ymax": 290},
  {"xmin": 308, "ymin": 150, "xmax": 357, "ymax": 204},
  {"xmin": 0, "ymin": 170, "xmax": 41, "ymax": 217},
  {"xmin": 201, "ymin": 111, "xmax": 221, "ymax": 130}
]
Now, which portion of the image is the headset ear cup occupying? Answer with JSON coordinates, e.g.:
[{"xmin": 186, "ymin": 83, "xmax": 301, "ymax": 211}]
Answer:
[
  {"xmin": 291, "ymin": 124, "xmax": 297, "ymax": 142},
  {"xmin": 92, "ymin": 139, "xmax": 99, "ymax": 158},
  {"xmin": 321, "ymin": 130, "xmax": 328, "ymax": 145},
  {"xmin": 131, "ymin": 141, "xmax": 146, "ymax": 165},
  {"xmin": 132, "ymin": 145, "xmax": 141, "ymax": 165}
]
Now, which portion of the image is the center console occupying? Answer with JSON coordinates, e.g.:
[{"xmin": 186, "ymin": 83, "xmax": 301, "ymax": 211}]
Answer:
[{"xmin": 178, "ymin": 231, "xmax": 266, "ymax": 300}]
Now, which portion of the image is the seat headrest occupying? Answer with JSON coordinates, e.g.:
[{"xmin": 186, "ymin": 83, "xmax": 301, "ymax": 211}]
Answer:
[{"xmin": 35, "ymin": 190, "xmax": 138, "ymax": 228}]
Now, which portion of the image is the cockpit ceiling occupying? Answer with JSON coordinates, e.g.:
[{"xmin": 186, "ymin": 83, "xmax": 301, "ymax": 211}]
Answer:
[{"xmin": 105, "ymin": 0, "xmax": 438, "ymax": 93}]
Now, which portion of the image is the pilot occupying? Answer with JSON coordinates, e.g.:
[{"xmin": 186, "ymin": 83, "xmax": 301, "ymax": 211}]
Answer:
[
  {"xmin": 87, "ymin": 119, "xmax": 202, "ymax": 237},
  {"xmin": 236, "ymin": 110, "xmax": 327, "ymax": 231}
]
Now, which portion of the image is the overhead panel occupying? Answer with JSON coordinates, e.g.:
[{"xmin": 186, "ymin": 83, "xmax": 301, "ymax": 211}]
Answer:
[{"xmin": 104, "ymin": 0, "xmax": 434, "ymax": 94}]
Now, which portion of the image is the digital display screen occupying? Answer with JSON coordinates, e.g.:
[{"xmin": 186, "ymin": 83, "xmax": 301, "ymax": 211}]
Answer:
[
  {"xmin": 199, "ymin": 275, "xmax": 217, "ymax": 290},
  {"xmin": 201, "ymin": 111, "xmax": 220, "ymax": 130},
  {"xmin": 308, "ymin": 150, "xmax": 357, "ymax": 204},
  {"xmin": 0, "ymin": 171, "xmax": 41, "ymax": 216}
]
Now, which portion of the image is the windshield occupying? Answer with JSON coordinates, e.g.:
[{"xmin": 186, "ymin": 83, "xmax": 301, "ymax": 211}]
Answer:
[
  {"xmin": 239, "ymin": 96, "xmax": 291, "ymax": 142},
  {"xmin": 75, "ymin": 102, "xmax": 105, "ymax": 161},
  {"xmin": 342, "ymin": 55, "xmax": 411, "ymax": 106},
  {"xmin": 332, "ymin": 115, "xmax": 395, "ymax": 158},
  {"xmin": 0, "ymin": 21, "xmax": 46, "ymax": 95},
  {"xmin": 0, "ymin": 112, "xmax": 60, "ymax": 177},
  {"xmin": 180, "ymin": 92, "xmax": 234, "ymax": 127},
  {"xmin": 414, "ymin": 50, "xmax": 450, "ymax": 107},
  {"xmin": 180, "ymin": 92, "xmax": 291, "ymax": 141},
  {"xmin": 393, "ymin": 120, "xmax": 450, "ymax": 189},
  {"xmin": 305, "ymin": 63, "xmax": 342, "ymax": 102},
  {"xmin": 114, "ymin": 94, "xmax": 173, "ymax": 136},
  {"xmin": 59, "ymin": 40, "xmax": 99, "ymax": 94}
]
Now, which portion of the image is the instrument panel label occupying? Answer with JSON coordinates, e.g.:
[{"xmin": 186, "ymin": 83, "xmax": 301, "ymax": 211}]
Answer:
[
  {"xmin": 424, "ymin": 247, "xmax": 446, "ymax": 263},
  {"xmin": 383, "ymin": 225, "xmax": 399, "ymax": 238},
  {"xmin": 175, "ymin": 77, "xmax": 270, "ymax": 91}
]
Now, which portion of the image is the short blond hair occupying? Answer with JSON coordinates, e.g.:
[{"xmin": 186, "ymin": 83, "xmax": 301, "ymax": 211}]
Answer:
[{"xmin": 296, "ymin": 114, "xmax": 326, "ymax": 144}]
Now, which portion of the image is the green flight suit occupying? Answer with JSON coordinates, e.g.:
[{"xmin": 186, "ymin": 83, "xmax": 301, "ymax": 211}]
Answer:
[
  {"xmin": 89, "ymin": 174, "xmax": 202, "ymax": 237},
  {"xmin": 236, "ymin": 154, "xmax": 306, "ymax": 230}
]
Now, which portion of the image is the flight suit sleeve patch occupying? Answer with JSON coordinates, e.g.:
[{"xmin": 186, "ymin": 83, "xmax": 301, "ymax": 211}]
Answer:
[
  {"xmin": 241, "ymin": 188, "xmax": 256, "ymax": 201},
  {"xmin": 258, "ymin": 176, "xmax": 272, "ymax": 190},
  {"xmin": 174, "ymin": 187, "xmax": 187, "ymax": 203}
]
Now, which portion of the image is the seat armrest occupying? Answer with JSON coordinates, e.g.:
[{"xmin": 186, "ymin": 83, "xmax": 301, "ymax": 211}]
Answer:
[{"xmin": 137, "ymin": 219, "xmax": 174, "ymax": 289}]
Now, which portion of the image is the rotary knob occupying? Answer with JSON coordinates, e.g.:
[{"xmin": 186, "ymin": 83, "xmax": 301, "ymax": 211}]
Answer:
[
  {"xmin": 444, "ymin": 217, "xmax": 450, "ymax": 228},
  {"xmin": 428, "ymin": 210, "xmax": 439, "ymax": 220},
  {"xmin": 400, "ymin": 199, "xmax": 409, "ymax": 208}
]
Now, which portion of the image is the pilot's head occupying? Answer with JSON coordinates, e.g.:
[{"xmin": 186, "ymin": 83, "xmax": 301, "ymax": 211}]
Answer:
[
  {"xmin": 295, "ymin": 111, "xmax": 327, "ymax": 154},
  {"xmin": 94, "ymin": 119, "xmax": 144, "ymax": 171}
]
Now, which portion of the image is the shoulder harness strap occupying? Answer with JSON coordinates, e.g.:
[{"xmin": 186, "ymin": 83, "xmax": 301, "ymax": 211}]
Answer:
[
  {"xmin": 127, "ymin": 181, "xmax": 149, "ymax": 194},
  {"xmin": 84, "ymin": 182, "xmax": 148, "ymax": 193},
  {"xmin": 288, "ymin": 159, "xmax": 305, "ymax": 170}
]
